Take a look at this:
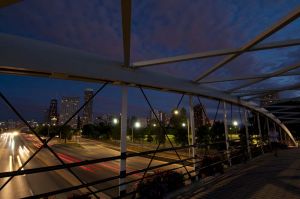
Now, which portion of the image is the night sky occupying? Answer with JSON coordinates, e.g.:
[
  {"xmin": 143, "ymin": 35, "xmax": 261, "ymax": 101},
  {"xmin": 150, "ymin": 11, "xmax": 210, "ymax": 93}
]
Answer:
[{"xmin": 1, "ymin": 0, "xmax": 300, "ymax": 121}]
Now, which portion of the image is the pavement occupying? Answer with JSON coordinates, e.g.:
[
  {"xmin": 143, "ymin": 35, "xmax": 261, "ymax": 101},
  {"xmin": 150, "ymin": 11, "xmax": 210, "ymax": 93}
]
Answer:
[
  {"xmin": 0, "ymin": 132, "xmax": 192, "ymax": 198},
  {"xmin": 168, "ymin": 148, "xmax": 300, "ymax": 199},
  {"xmin": 0, "ymin": 132, "xmax": 81, "ymax": 199},
  {"xmin": 79, "ymin": 138, "xmax": 191, "ymax": 164}
]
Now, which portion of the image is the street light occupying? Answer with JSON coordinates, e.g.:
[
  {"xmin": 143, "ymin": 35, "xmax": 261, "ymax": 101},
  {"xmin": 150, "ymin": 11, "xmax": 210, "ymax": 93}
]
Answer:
[
  {"xmin": 134, "ymin": 121, "xmax": 141, "ymax": 128},
  {"xmin": 182, "ymin": 120, "xmax": 192, "ymax": 156},
  {"xmin": 173, "ymin": 109, "xmax": 179, "ymax": 115},
  {"xmin": 112, "ymin": 118, "xmax": 119, "ymax": 125},
  {"xmin": 233, "ymin": 120, "xmax": 238, "ymax": 127},
  {"xmin": 51, "ymin": 117, "xmax": 57, "ymax": 126},
  {"xmin": 232, "ymin": 120, "xmax": 239, "ymax": 135},
  {"xmin": 153, "ymin": 123, "xmax": 157, "ymax": 127},
  {"xmin": 132, "ymin": 121, "xmax": 141, "ymax": 142}
]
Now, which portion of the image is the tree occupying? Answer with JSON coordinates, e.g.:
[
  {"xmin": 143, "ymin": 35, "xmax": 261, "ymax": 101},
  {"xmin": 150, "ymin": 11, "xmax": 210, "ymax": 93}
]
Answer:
[
  {"xmin": 145, "ymin": 118, "xmax": 167, "ymax": 144},
  {"xmin": 61, "ymin": 125, "xmax": 73, "ymax": 142},
  {"xmin": 110, "ymin": 125, "xmax": 120, "ymax": 140},
  {"xmin": 147, "ymin": 135, "xmax": 154, "ymax": 143},
  {"xmin": 96, "ymin": 122, "xmax": 112, "ymax": 139},
  {"xmin": 169, "ymin": 108, "xmax": 188, "ymax": 146},
  {"xmin": 169, "ymin": 108, "xmax": 187, "ymax": 128},
  {"xmin": 196, "ymin": 125, "xmax": 211, "ymax": 145},
  {"xmin": 210, "ymin": 121, "xmax": 226, "ymax": 150},
  {"xmin": 82, "ymin": 124, "xmax": 98, "ymax": 138},
  {"xmin": 154, "ymin": 128, "xmax": 166, "ymax": 144},
  {"xmin": 82, "ymin": 122, "xmax": 113, "ymax": 140},
  {"xmin": 36, "ymin": 126, "xmax": 49, "ymax": 137}
]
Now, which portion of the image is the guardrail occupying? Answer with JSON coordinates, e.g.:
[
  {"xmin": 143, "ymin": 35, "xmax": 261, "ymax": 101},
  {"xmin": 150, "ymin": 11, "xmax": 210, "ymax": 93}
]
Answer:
[{"xmin": 0, "ymin": 80, "xmax": 290, "ymax": 198}]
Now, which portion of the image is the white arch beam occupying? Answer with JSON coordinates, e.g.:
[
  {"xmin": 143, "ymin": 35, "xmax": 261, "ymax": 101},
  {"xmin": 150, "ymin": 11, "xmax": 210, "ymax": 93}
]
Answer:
[
  {"xmin": 234, "ymin": 83, "xmax": 300, "ymax": 97},
  {"xmin": 0, "ymin": 33, "xmax": 297, "ymax": 146},
  {"xmin": 133, "ymin": 39, "xmax": 300, "ymax": 68},
  {"xmin": 228, "ymin": 63, "xmax": 300, "ymax": 92},
  {"xmin": 199, "ymin": 71, "xmax": 300, "ymax": 84},
  {"xmin": 121, "ymin": 0, "xmax": 132, "ymax": 67}
]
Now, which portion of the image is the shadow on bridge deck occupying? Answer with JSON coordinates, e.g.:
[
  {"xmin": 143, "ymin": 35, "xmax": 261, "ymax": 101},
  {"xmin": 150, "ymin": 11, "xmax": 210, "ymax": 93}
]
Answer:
[{"xmin": 169, "ymin": 148, "xmax": 300, "ymax": 199}]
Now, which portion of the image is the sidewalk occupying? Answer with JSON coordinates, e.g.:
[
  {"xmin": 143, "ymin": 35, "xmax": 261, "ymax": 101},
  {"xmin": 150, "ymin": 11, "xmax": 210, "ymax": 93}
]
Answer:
[{"xmin": 169, "ymin": 148, "xmax": 300, "ymax": 199}]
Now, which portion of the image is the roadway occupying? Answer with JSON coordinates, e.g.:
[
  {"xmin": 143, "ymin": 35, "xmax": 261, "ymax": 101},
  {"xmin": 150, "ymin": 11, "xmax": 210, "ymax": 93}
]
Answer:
[
  {"xmin": 0, "ymin": 131, "xmax": 82, "ymax": 199},
  {"xmin": 0, "ymin": 132, "xmax": 191, "ymax": 198}
]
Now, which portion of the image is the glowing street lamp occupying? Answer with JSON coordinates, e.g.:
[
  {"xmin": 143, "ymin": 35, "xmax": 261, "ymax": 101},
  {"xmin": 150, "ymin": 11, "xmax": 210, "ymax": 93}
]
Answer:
[
  {"xmin": 232, "ymin": 120, "xmax": 239, "ymax": 134},
  {"xmin": 233, "ymin": 121, "xmax": 238, "ymax": 127},
  {"xmin": 51, "ymin": 117, "xmax": 57, "ymax": 126},
  {"xmin": 112, "ymin": 118, "xmax": 119, "ymax": 125},
  {"xmin": 182, "ymin": 122, "xmax": 186, "ymax": 127},
  {"xmin": 134, "ymin": 121, "xmax": 141, "ymax": 128},
  {"xmin": 153, "ymin": 123, "xmax": 157, "ymax": 127},
  {"xmin": 132, "ymin": 121, "xmax": 141, "ymax": 142},
  {"xmin": 173, "ymin": 109, "xmax": 179, "ymax": 115}
]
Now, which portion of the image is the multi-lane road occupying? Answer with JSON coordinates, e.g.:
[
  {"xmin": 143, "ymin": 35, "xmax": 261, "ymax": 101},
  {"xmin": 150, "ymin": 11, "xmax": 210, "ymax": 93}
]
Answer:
[{"xmin": 0, "ymin": 131, "xmax": 190, "ymax": 198}]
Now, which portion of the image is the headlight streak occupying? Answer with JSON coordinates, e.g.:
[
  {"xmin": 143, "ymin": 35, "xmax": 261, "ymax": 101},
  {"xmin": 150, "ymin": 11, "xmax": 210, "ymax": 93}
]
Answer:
[
  {"xmin": 9, "ymin": 155, "xmax": 13, "ymax": 172},
  {"xmin": 16, "ymin": 155, "xmax": 24, "ymax": 171}
]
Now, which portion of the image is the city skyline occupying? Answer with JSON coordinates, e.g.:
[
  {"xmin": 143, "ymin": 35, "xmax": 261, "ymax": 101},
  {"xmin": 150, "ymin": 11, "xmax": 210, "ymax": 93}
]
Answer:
[{"xmin": 1, "ymin": 1, "xmax": 300, "ymax": 122}]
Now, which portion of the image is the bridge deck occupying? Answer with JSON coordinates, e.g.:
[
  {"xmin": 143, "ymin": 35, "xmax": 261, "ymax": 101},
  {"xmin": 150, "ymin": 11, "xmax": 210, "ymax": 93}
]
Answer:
[{"xmin": 171, "ymin": 148, "xmax": 300, "ymax": 199}]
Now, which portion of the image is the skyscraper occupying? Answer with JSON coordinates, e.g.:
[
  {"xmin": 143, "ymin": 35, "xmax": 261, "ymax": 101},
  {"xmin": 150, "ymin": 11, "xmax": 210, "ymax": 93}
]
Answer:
[
  {"xmin": 82, "ymin": 88, "xmax": 94, "ymax": 125},
  {"xmin": 60, "ymin": 97, "xmax": 80, "ymax": 128},
  {"xmin": 150, "ymin": 109, "xmax": 163, "ymax": 121},
  {"xmin": 48, "ymin": 99, "xmax": 58, "ymax": 125},
  {"xmin": 193, "ymin": 104, "xmax": 210, "ymax": 129},
  {"xmin": 148, "ymin": 109, "xmax": 168, "ymax": 125}
]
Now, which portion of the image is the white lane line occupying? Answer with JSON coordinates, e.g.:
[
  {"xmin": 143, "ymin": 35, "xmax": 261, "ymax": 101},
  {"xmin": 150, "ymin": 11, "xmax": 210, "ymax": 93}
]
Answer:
[
  {"xmin": 9, "ymin": 155, "xmax": 13, "ymax": 172},
  {"xmin": 29, "ymin": 188, "xmax": 34, "ymax": 196},
  {"xmin": 17, "ymin": 155, "xmax": 24, "ymax": 171}
]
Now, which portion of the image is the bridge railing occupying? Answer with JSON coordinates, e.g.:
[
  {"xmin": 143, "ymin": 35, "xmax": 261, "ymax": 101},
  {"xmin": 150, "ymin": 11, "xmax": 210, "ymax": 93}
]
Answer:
[{"xmin": 0, "ymin": 81, "xmax": 291, "ymax": 199}]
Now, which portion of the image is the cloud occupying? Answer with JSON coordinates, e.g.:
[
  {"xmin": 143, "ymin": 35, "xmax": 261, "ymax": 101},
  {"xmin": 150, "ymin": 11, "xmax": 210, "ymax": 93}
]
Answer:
[{"xmin": 1, "ymin": 0, "xmax": 300, "ymax": 120}]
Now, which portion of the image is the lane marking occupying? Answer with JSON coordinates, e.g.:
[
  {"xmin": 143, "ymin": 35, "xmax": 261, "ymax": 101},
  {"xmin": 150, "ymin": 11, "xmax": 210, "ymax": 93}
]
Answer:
[
  {"xmin": 17, "ymin": 155, "xmax": 24, "ymax": 171},
  {"xmin": 9, "ymin": 155, "xmax": 13, "ymax": 172}
]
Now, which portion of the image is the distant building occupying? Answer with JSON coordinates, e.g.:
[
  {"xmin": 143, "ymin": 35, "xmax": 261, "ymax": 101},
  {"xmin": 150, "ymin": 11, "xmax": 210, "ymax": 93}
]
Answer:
[
  {"xmin": 43, "ymin": 108, "xmax": 49, "ymax": 124},
  {"xmin": 149, "ymin": 109, "xmax": 166, "ymax": 123},
  {"xmin": 82, "ymin": 89, "xmax": 94, "ymax": 125},
  {"xmin": 7, "ymin": 120, "xmax": 16, "ymax": 129},
  {"xmin": 164, "ymin": 114, "xmax": 171, "ymax": 125},
  {"xmin": 48, "ymin": 99, "xmax": 58, "ymax": 125},
  {"xmin": 27, "ymin": 120, "xmax": 38, "ymax": 128},
  {"xmin": 193, "ymin": 104, "xmax": 210, "ymax": 129},
  {"xmin": 95, "ymin": 114, "xmax": 114, "ymax": 124},
  {"xmin": 260, "ymin": 93, "xmax": 279, "ymax": 106},
  {"xmin": 60, "ymin": 97, "xmax": 80, "ymax": 128}
]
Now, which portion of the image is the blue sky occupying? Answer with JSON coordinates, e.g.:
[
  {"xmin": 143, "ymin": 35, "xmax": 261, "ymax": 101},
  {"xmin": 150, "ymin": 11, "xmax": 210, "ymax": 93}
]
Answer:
[{"xmin": 0, "ymin": 0, "xmax": 300, "ymax": 121}]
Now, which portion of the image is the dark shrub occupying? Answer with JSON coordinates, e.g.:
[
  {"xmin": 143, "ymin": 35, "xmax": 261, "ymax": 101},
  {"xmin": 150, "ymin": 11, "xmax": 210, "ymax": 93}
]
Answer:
[
  {"xmin": 198, "ymin": 155, "xmax": 224, "ymax": 178},
  {"xmin": 67, "ymin": 193, "xmax": 91, "ymax": 199},
  {"xmin": 136, "ymin": 170, "xmax": 184, "ymax": 199}
]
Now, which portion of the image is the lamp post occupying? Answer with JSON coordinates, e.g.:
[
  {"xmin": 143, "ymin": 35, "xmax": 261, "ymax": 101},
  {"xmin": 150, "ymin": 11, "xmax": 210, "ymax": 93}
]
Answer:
[
  {"xmin": 173, "ymin": 109, "xmax": 190, "ymax": 150},
  {"xmin": 112, "ymin": 117, "xmax": 120, "ymax": 142},
  {"xmin": 132, "ymin": 121, "xmax": 141, "ymax": 143},
  {"xmin": 233, "ymin": 120, "xmax": 238, "ymax": 134}
]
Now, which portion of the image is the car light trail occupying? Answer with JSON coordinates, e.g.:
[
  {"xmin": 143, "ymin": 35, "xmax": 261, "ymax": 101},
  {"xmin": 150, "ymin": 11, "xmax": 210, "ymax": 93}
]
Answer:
[
  {"xmin": 17, "ymin": 155, "xmax": 24, "ymax": 170},
  {"xmin": 57, "ymin": 153, "xmax": 95, "ymax": 173}
]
